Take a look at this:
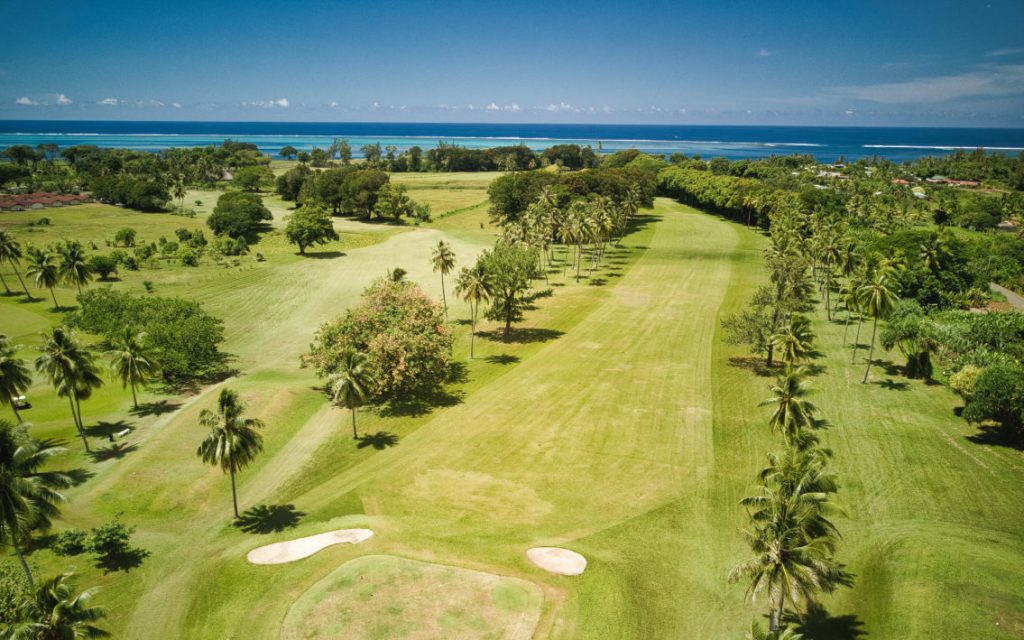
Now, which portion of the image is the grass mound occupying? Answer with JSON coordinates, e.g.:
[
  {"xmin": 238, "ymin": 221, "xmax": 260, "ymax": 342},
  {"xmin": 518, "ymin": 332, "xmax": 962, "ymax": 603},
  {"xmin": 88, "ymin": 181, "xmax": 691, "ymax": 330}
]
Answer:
[{"xmin": 280, "ymin": 555, "xmax": 542, "ymax": 640}]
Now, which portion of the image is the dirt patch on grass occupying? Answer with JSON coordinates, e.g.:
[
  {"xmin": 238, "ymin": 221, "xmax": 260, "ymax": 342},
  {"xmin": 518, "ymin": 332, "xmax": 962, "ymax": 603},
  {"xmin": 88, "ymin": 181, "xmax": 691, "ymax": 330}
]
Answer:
[{"xmin": 280, "ymin": 554, "xmax": 542, "ymax": 640}]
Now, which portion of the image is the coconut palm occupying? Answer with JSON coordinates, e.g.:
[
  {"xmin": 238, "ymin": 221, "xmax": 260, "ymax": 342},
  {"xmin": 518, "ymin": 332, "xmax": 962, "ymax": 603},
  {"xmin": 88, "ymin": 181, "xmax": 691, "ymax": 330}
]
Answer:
[
  {"xmin": 0, "ymin": 335, "xmax": 32, "ymax": 424},
  {"xmin": 34, "ymin": 328, "xmax": 102, "ymax": 452},
  {"xmin": 328, "ymin": 351, "xmax": 373, "ymax": 439},
  {"xmin": 55, "ymin": 240, "xmax": 93, "ymax": 295},
  {"xmin": 0, "ymin": 230, "xmax": 32, "ymax": 299},
  {"xmin": 196, "ymin": 388, "xmax": 264, "ymax": 519},
  {"xmin": 107, "ymin": 329, "xmax": 158, "ymax": 409},
  {"xmin": 759, "ymin": 366, "xmax": 818, "ymax": 447},
  {"xmin": 431, "ymin": 241, "xmax": 456, "ymax": 316},
  {"xmin": 6, "ymin": 571, "xmax": 107, "ymax": 638},
  {"xmin": 25, "ymin": 247, "xmax": 60, "ymax": 310},
  {"xmin": 454, "ymin": 264, "xmax": 493, "ymax": 359},
  {"xmin": 770, "ymin": 315, "xmax": 814, "ymax": 366},
  {"xmin": 0, "ymin": 421, "xmax": 71, "ymax": 587},
  {"xmin": 919, "ymin": 232, "xmax": 950, "ymax": 274},
  {"xmin": 857, "ymin": 273, "xmax": 899, "ymax": 383}
]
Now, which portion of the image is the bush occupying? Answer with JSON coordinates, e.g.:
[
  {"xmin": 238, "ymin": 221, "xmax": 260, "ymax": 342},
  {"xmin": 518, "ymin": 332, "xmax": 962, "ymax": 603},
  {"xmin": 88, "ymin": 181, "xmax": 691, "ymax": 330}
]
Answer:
[
  {"xmin": 962, "ymin": 362, "xmax": 1024, "ymax": 444},
  {"xmin": 208, "ymin": 191, "xmax": 271, "ymax": 238},
  {"xmin": 0, "ymin": 561, "xmax": 28, "ymax": 625},
  {"xmin": 69, "ymin": 289, "xmax": 228, "ymax": 383},
  {"xmin": 87, "ymin": 254, "xmax": 118, "ymax": 280},
  {"xmin": 214, "ymin": 235, "xmax": 248, "ymax": 256},
  {"xmin": 52, "ymin": 528, "xmax": 89, "ymax": 556},
  {"xmin": 177, "ymin": 246, "xmax": 199, "ymax": 266},
  {"xmin": 949, "ymin": 365, "xmax": 982, "ymax": 400},
  {"xmin": 86, "ymin": 519, "xmax": 150, "ymax": 572},
  {"xmin": 114, "ymin": 227, "xmax": 137, "ymax": 247},
  {"xmin": 306, "ymin": 277, "xmax": 453, "ymax": 399}
]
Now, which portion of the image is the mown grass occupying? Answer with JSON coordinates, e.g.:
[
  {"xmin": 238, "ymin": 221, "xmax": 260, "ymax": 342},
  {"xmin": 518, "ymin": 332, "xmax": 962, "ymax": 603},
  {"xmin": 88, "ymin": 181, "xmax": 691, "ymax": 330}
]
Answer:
[{"xmin": 1, "ymin": 194, "xmax": 1021, "ymax": 639}]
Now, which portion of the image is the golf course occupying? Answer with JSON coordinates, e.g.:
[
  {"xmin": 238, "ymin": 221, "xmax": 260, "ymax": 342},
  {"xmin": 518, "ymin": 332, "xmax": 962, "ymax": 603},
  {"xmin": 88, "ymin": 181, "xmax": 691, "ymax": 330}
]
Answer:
[{"xmin": 2, "ymin": 161, "xmax": 1021, "ymax": 640}]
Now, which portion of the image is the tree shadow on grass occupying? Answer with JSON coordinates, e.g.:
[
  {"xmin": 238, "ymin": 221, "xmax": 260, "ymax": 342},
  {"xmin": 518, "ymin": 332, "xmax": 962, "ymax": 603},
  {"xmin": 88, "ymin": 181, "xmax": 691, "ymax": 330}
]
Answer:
[
  {"xmin": 301, "ymin": 251, "xmax": 346, "ymax": 259},
  {"xmin": 874, "ymin": 378, "xmax": 910, "ymax": 391},
  {"xmin": 789, "ymin": 602, "xmax": 866, "ymax": 640},
  {"xmin": 477, "ymin": 328, "xmax": 564, "ymax": 344},
  {"xmin": 95, "ymin": 547, "xmax": 150, "ymax": 574},
  {"xmin": 966, "ymin": 424, "xmax": 1022, "ymax": 450},
  {"xmin": 357, "ymin": 431, "xmax": 400, "ymax": 450},
  {"xmin": 88, "ymin": 442, "xmax": 139, "ymax": 462},
  {"xmin": 129, "ymin": 400, "xmax": 182, "ymax": 417},
  {"xmin": 727, "ymin": 356, "xmax": 779, "ymax": 377},
  {"xmin": 377, "ymin": 388, "xmax": 464, "ymax": 418},
  {"xmin": 234, "ymin": 504, "xmax": 306, "ymax": 534},
  {"xmin": 84, "ymin": 420, "xmax": 134, "ymax": 438},
  {"xmin": 484, "ymin": 354, "xmax": 520, "ymax": 365},
  {"xmin": 588, "ymin": 277, "xmax": 608, "ymax": 286}
]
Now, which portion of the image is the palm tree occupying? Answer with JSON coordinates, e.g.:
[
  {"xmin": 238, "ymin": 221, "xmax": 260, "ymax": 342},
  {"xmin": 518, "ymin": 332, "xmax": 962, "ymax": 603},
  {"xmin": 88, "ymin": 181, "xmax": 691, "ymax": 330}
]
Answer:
[
  {"xmin": 6, "ymin": 571, "xmax": 107, "ymax": 638},
  {"xmin": 770, "ymin": 315, "xmax": 814, "ymax": 366},
  {"xmin": 847, "ymin": 268, "xmax": 869, "ymax": 364},
  {"xmin": 0, "ymin": 421, "xmax": 71, "ymax": 587},
  {"xmin": 55, "ymin": 240, "xmax": 93, "ymax": 296},
  {"xmin": 35, "ymin": 328, "xmax": 101, "ymax": 452},
  {"xmin": 759, "ymin": 367, "xmax": 818, "ymax": 447},
  {"xmin": 919, "ymin": 232, "xmax": 950, "ymax": 274},
  {"xmin": 25, "ymin": 247, "xmax": 60, "ymax": 309},
  {"xmin": 431, "ymin": 241, "xmax": 456, "ymax": 316},
  {"xmin": 0, "ymin": 230, "xmax": 32, "ymax": 299},
  {"xmin": 0, "ymin": 335, "xmax": 32, "ymax": 424},
  {"xmin": 857, "ymin": 273, "xmax": 899, "ymax": 383},
  {"xmin": 329, "ymin": 351, "xmax": 373, "ymax": 439},
  {"xmin": 196, "ymin": 388, "xmax": 264, "ymax": 519},
  {"xmin": 107, "ymin": 329, "xmax": 158, "ymax": 409},
  {"xmin": 454, "ymin": 264, "xmax": 492, "ymax": 359}
]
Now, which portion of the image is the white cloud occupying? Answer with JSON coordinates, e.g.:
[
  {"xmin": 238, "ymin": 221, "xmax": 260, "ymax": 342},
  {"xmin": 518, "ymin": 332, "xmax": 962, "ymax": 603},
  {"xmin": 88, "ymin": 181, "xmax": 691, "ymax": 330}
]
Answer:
[
  {"xmin": 55, "ymin": 93, "xmax": 72, "ymax": 105},
  {"xmin": 370, "ymin": 101, "xmax": 380, "ymax": 110},
  {"xmin": 543, "ymin": 101, "xmax": 580, "ymax": 113},
  {"xmin": 15, "ymin": 96, "xmax": 38, "ymax": 106},
  {"xmin": 987, "ymin": 48, "xmax": 1024, "ymax": 58},
  {"xmin": 509, "ymin": 103, "xmax": 521, "ymax": 112},
  {"xmin": 171, "ymin": 102, "xmax": 182, "ymax": 109},
  {"xmin": 273, "ymin": 98, "xmax": 289, "ymax": 108},
  {"xmin": 97, "ymin": 97, "xmax": 119, "ymax": 106},
  {"xmin": 485, "ymin": 102, "xmax": 500, "ymax": 111},
  {"xmin": 844, "ymin": 109, "xmax": 856, "ymax": 116},
  {"xmin": 602, "ymin": 105, "xmax": 614, "ymax": 113},
  {"xmin": 329, "ymin": 101, "xmax": 339, "ymax": 108},
  {"xmin": 831, "ymin": 64, "xmax": 1024, "ymax": 104},
  {"xmin": 757, "ymin": 49, "xmax": 773, "ymax": 57}
]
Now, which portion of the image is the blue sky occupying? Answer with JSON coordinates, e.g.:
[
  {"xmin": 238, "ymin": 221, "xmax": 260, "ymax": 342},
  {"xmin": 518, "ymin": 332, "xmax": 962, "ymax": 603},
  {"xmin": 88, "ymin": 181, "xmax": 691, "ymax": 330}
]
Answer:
[{"xmin": 1, "ymin": 0, "xmax": 1023, "ymax": 126}]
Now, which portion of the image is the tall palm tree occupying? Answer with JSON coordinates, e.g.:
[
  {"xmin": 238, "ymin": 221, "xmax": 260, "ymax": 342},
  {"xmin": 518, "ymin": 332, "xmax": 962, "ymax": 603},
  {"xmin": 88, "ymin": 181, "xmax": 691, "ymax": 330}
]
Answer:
[
  {"xmin": 196, "ymin": 388, "xmax": 264, "ymax": 519},
  {"xmin": 759, "ymin": 366, "xmax": 818, "ymax": 447},
  {"xmin": 0, "ymin": 335, "xmax": 32, "ymax": 424},
  {"xmin": 0, "ymin": 421, "xmax": 71, "ymax": 587},
  {"xmin": 55, "ymin": 240, "xmax": 93, "ymax": 296},
  {"xmin": 329, "ymin": 351, "xmax": 373, "ymax": 439},
  {"xmin": 857, "ymin": 273, "xmax": 899, "ymax": 383},
  {"xmin": 0, "ymin": 230, "xmax": 32, "ymax": 299},
  {"xmin": 770, "ymin": 315, "xmax": 814, "ymax": 367},
  {"xmin": 25, "ymin": 247, "xmax": 60, "ymax": 310},
  {"xmin": 454, "ymin": 264, "xmax": 492, "ymax": 359},
  {"xmin": 6, "ymin": 571, "xmax": 107, "ymax": 638},
  {"xmin": 431, "ymin": 241, "xmax": 456, "ymax": 316},
  {"xmin": 107, "ymin": 329, "xmax": 158, "ymax": 409},
  {"xmin": 34, "ymin": 328, "xmax": 101, "ymax": 452}
]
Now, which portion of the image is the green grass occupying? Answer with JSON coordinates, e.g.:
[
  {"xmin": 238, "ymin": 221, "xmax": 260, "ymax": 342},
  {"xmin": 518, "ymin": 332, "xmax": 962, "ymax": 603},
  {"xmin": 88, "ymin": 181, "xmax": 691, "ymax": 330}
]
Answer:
[{"xmin": 1, "ymin": 195, "xmax": 1021, "ymax": 638}]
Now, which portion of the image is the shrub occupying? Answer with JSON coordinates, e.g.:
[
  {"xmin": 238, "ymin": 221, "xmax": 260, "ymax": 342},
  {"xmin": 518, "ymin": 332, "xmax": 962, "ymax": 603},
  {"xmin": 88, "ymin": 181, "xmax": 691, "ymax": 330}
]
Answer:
[
  {"xmin": 949, "ymin": 365, "xmax": 982, "ymax": 400},
  {"xmin": 177, "ymin": 246, "xmax": 199, "ymax": 266},
  {"xmin": 208, "ymin": 191, "xmax": 271, "ymax": 238},
  {"xmin": 52, "ymin": 528, "xmax": 89, "ymax": 556},
  {"xmin": 87, "ymin": 254, "xmax": 118, "ymax": 280},
  {"xmin": 0, "ymin": 561, "xmax": 28, "ymax": 625},
  {"xmin": 306, "ymin": 277, "xmax": 453, "ymax": 399},
  {"xmin": 114, "ymin": 227, "xmax": 137, "ymax": 247}
]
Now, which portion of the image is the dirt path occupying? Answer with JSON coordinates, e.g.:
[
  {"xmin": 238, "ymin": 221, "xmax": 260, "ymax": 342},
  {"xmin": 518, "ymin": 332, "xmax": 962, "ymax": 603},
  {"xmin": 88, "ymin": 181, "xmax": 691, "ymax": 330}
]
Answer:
[{"xmin": 991, "ymin": 282, "xmax": 1024, "ymax": 310}]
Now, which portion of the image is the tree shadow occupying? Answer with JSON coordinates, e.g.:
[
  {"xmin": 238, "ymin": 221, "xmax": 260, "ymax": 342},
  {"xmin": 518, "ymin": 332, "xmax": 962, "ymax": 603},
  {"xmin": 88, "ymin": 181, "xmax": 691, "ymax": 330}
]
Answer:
[
  {"xmin": 88, "ymin": 442, "xmax": 139, "ymax": 462},
  {"xmin": 484, "ymin": 354, "xmax": 520, "ymax": 365},
  {"xmin": 588, "ymin": 277, "xmax": 608, "ymax": 286},
  {"xmin": 64, "ymin": 467, "xmax": 95, "ymax": 487},
  {"xmin": 95, "ymin": 547, "xmax": 151, "ymax": 574},
  {"xmin": 234, "ymin": 504, "xmax": 306, "ymax": 534},
  {"xmin": 874, "ymin": 378, "xmax": 910, "ymax": 391},
  {"xmin": 727, "ymin": 356, "xmax": 779, "ymax": 377},
  {"xmin": 129, "ymin": 400, "xmax": 181, "ymax": 417},
  {"xmin": 84, "ymin": 420, "xmax": 134, "ymax": 438},
  {"xmin": 377, "ymin": 387, "xmax": 464, "ymax": 418},
  {"xmin": 966, "ymin": 424, "xmax": 1022, "ymax": 450},
  {"xmin": 790, "ymin": 602, "xmax": 866, "ymax": 640},
  {"xmin": 477, "ymin": 328, "xmax": 564, "ymax": 344},
  {"xmin": 357, "ymin": 431, "xmax": 400, "ymax": 450},
  {"xmin": 301, "ymin": 251, "xmax": 345, "ymax": 259}
]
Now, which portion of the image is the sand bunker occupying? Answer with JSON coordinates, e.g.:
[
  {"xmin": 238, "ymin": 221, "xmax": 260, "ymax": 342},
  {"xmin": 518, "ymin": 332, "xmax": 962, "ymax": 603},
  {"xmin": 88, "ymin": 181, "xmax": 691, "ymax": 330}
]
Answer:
[
  {"xmin": 526, "ymin": 547, "xmax": 587, "ymax": 576},
  {"xmin": 247, "ymin": 528, "xmax": 373, "ymax": 565}
]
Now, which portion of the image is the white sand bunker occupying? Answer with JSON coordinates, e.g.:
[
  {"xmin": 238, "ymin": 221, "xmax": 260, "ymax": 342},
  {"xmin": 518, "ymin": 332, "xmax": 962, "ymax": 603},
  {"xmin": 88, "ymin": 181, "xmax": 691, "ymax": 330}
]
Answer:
[
  {"xmin": 247, "ymin": 529, "xmax": 374, "ymax": 565},
  {"xmin": 526, "ymin": 547, "xmax": 587, "ymax": 576}
]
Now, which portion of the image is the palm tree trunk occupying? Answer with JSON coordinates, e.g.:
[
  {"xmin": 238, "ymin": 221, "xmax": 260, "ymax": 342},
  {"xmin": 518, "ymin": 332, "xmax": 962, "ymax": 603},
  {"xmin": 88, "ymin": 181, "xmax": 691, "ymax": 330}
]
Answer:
[
  {"xmin": 9, "ymin": 261, "xmax": 32, "ymax": 299},
  {"xmin": 130, "ymin": 380, "xmax": 138, "ymax": 408},
  {"xmin": 12, "ymin": 541, "xmax": 34, "ymax": 588},
  {"xmin": 68, "ymin": 394, "xmax": 89, "ymax": 452},
  {"xmin": 825, "ymin": 274, "xmax": 831, "ymax": 320},
  {"xmin": 0, "ymin": 270, "xmax": 10, "ymax": 294},
  {"xmin": 49, "ymin": 287, "xmax": 59, "ymax": 309},
  {"xmin": 851, "ymin": 318, "xmax": 863, "ymax": 364},
  {"xmin": 842, "ymin": 309, "xmax": 852, "ymax": 347},
  {"xmin": 351, "ymin": 408, "xmax": 358, "ymax": 439},
  {"xmin": 862, "ymin": 317, "xmax": 878, "ymax": 383},
  {"xmin": 470, "ymin": 302, "xmax": 477, "ymax": 359},
  {"xmin": 230, "ymin": 468, "xmax": 240, "ymax": 518},
  {"xmin": 76, "ymin": 280, "xmax": 82, "ymax": 295},
  {"xmin": 440, "ymin": 272, "xmax": 447, "ymax": 315},
  {"xmin": 575, "ymin": 245, "xmax": 582, "ymax": 282},
  {"xmin": 11, "ymin": 403, "xmax": 22, "ymax": 424},
  {"xmin": 770, "ymin": 589, "xmax": 786, "ymax": 632}
]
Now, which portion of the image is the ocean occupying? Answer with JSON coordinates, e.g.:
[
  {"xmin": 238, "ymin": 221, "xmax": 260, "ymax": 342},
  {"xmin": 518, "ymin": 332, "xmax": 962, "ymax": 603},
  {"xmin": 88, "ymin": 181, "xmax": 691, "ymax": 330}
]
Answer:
[{"xmin": 1, "ymin": 121, "xmax": 1023, "ymax": 163}]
